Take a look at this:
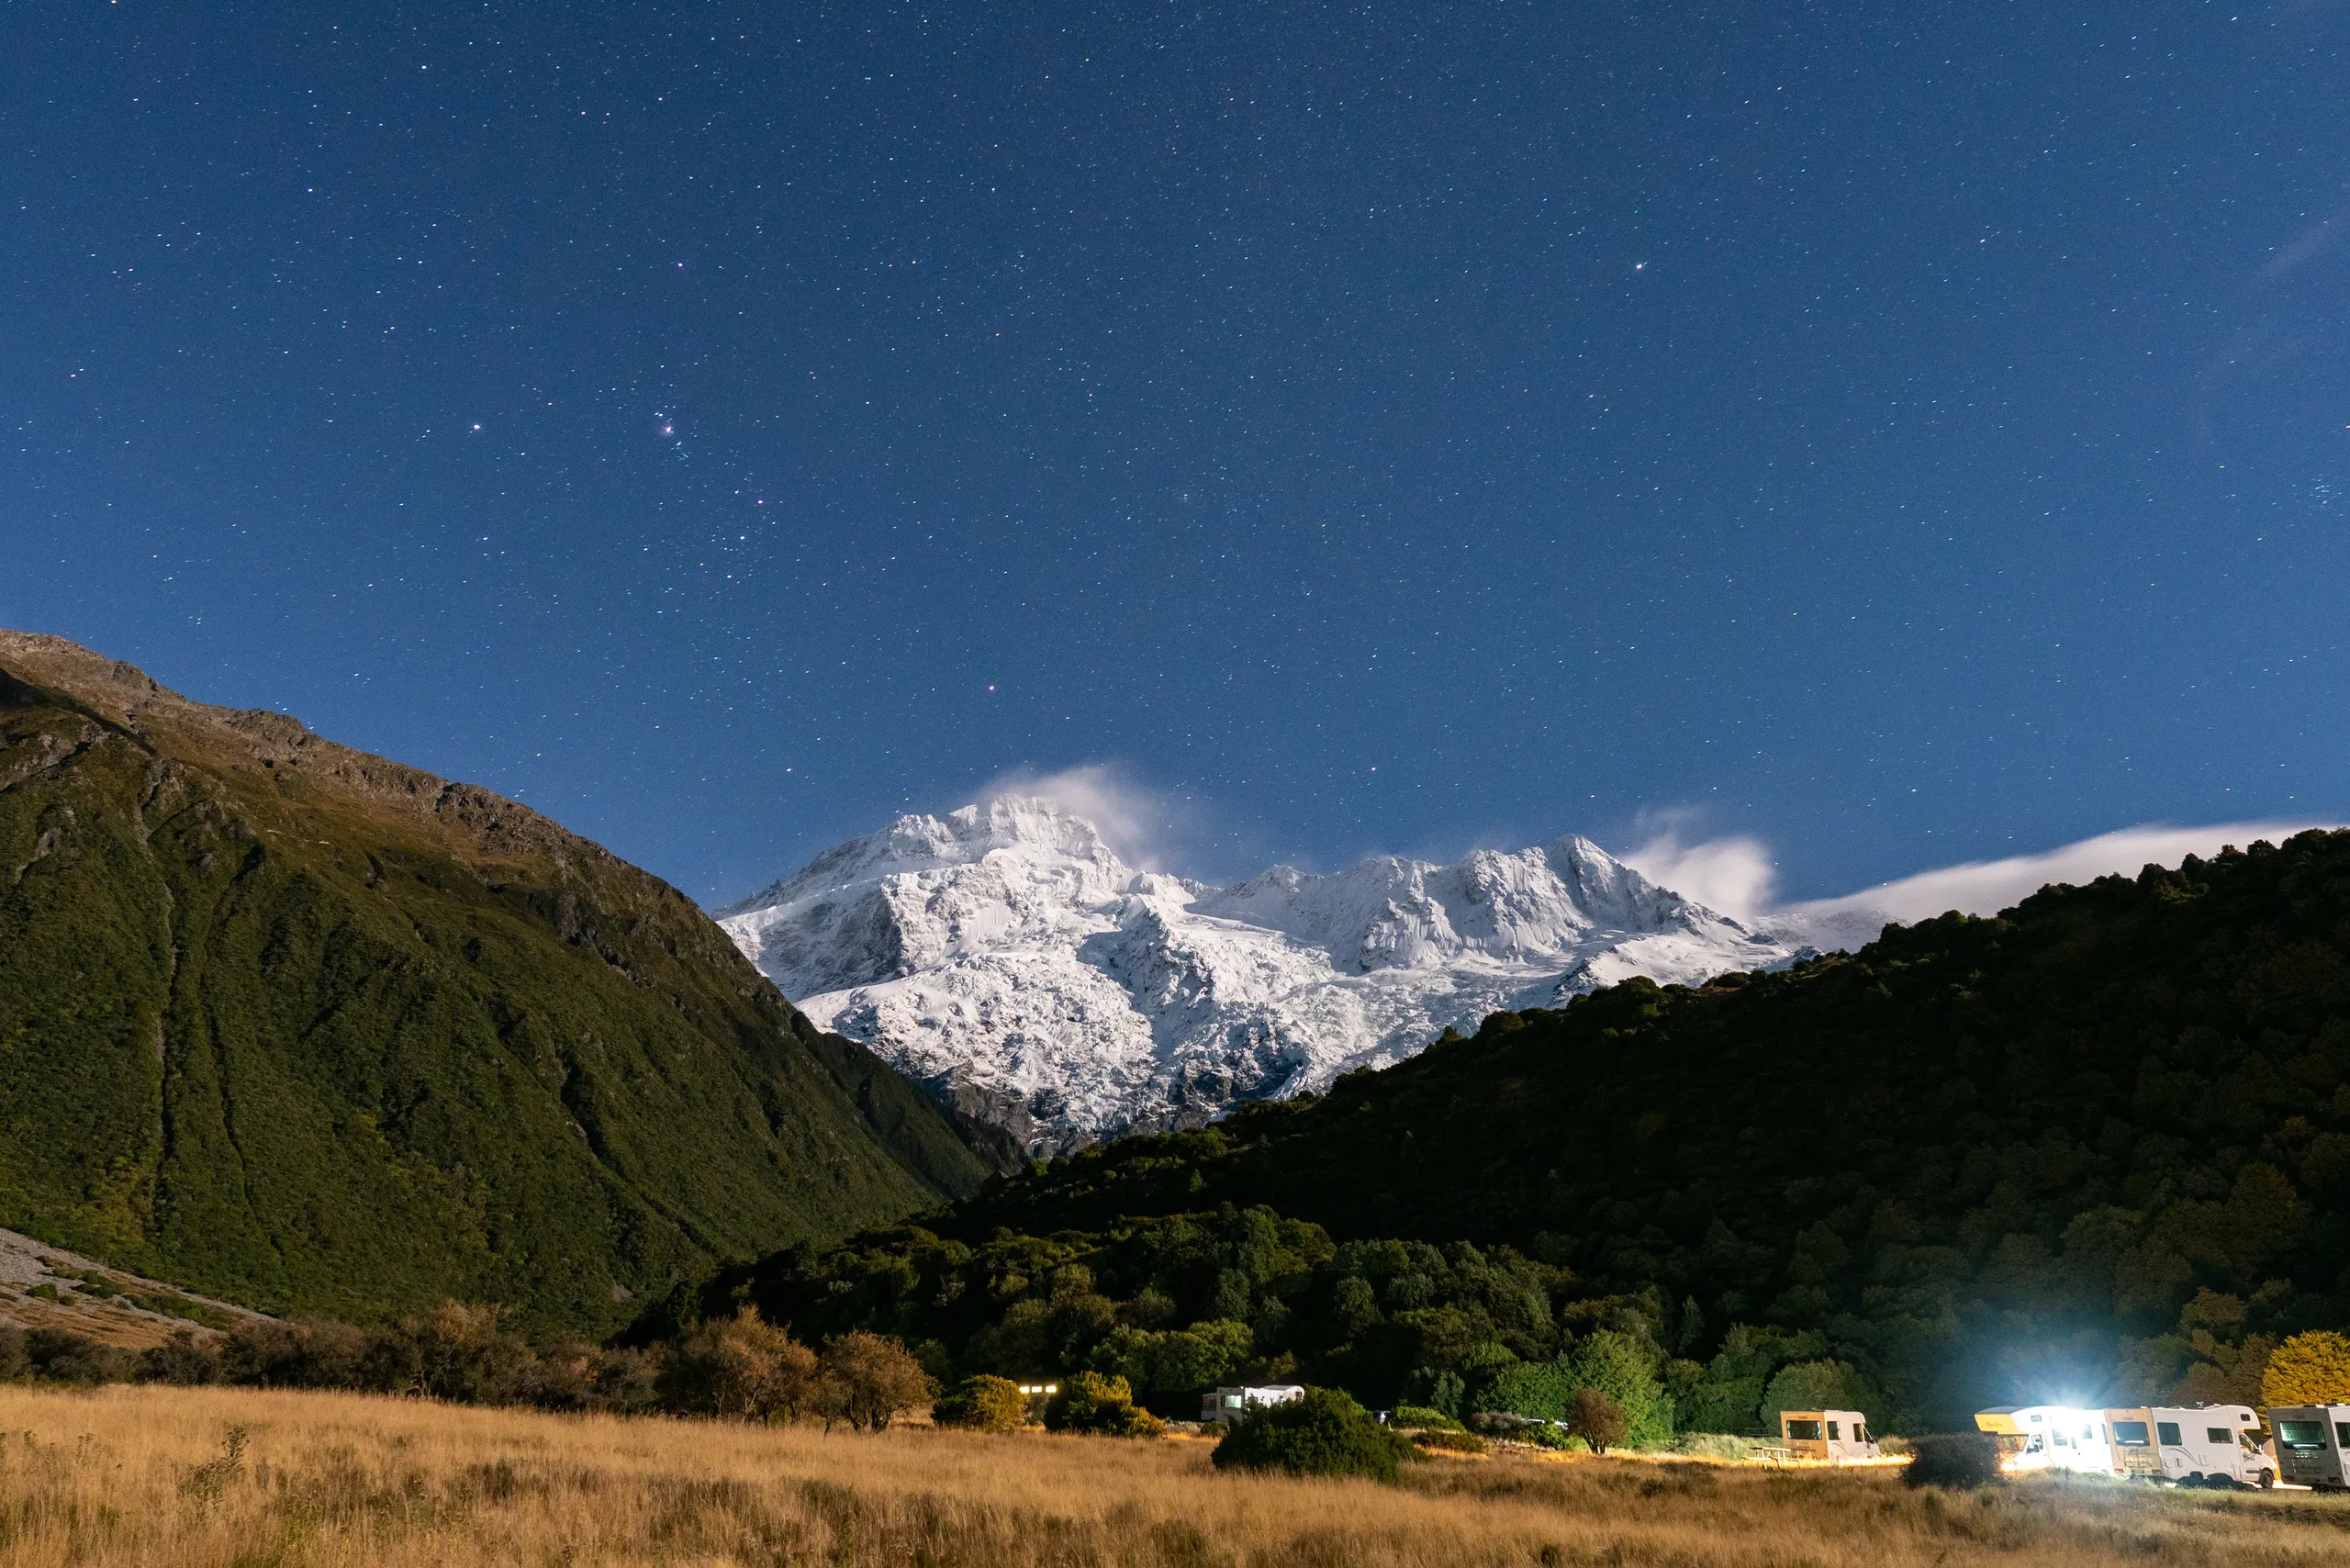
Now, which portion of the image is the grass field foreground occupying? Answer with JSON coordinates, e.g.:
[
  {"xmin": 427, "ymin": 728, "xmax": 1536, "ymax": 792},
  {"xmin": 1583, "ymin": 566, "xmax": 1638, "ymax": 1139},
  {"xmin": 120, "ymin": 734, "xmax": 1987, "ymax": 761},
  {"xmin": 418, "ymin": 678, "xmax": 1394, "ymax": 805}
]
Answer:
[{"xmin": 4, "ymin": 1386, "xmax": 2350, "ymax": 1567}]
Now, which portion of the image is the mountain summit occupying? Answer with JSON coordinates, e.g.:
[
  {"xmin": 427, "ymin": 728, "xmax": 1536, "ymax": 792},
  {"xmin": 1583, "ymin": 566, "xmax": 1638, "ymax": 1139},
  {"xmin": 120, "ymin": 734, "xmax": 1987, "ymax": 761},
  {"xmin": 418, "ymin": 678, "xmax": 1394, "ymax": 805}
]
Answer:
[{"xmin": 719, "ymin": 799, "xmax": 1801, "ymax": 1152}]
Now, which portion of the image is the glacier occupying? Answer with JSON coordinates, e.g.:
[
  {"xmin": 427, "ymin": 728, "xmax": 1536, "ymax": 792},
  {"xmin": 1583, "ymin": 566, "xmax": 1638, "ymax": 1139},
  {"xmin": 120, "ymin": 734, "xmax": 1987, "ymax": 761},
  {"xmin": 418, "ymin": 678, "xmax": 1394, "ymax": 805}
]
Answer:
[{"xmin": 717, "ymin": 797, "xmax": 1809, "ymax": 1154}]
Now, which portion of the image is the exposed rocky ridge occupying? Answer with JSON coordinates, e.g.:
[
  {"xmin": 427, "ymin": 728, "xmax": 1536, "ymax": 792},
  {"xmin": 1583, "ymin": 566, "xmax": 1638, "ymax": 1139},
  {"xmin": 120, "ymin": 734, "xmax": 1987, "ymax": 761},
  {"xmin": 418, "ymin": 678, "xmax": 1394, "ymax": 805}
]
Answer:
[
  {"xmin": 0, "ymin": 1224, "xmax": 270, "ymax": 1350},
  {"xmin": 720, "ymin": 798, "xmax": 1803, "ymax": 1153},
  {"xmin": 0, "ymin": 631, "xmax": 1013, "ymax": 1338}
]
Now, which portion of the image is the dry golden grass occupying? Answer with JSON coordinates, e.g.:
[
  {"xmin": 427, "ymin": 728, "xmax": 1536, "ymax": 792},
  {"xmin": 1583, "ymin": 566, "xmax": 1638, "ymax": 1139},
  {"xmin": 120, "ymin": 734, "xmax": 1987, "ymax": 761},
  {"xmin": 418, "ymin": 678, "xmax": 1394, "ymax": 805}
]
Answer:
[{"xmin": 3, "ymin": 1384, "xmax": 2349, "ymax": 1567}]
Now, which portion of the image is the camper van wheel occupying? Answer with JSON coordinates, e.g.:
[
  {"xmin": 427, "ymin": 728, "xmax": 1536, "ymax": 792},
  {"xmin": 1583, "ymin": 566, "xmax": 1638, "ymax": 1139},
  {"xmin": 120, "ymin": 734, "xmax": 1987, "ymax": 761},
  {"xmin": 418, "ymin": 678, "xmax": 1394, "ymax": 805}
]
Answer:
[
  {"xmin": 2184, "ymin": 1473, "xmax": 2204, "ymax": 1486},
  {"xmin": 2255, "ymin": 1471, "xmax": 2275, "ymax": 1491}
]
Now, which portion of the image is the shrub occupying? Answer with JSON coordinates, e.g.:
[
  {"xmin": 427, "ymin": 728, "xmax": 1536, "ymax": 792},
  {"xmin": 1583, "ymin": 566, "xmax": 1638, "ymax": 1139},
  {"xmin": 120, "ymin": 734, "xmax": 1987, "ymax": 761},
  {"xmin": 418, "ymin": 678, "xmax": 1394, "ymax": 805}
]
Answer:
[
  {"xmin": 1566, "ymin": 1387, "xmax": 1628, "ymax": 1454},
  {"xmin": 1904, "ymin": 1434, "xmax": 2000, "ymax": 1489},
  {"xmin": 1673, "ymin": 1432, "xmax": 1763, "ymax": 1460},
  {"xmin": 811, "ymin": 1331, "xmax": 935, "ymax": 1432},
  {"xmin": 221, "ymin": 1319, "xmax": 369, "ymax": 1389},
  {"xmin": 1393, "ymin": 1404, "xmax": 1464, "ymax": 1431},
  {"xmin": 0, "ymin": 1324, "xmax": 26, "ymax": 1381},
  {"xmin": 1214, "ymin": 1387, "xmax": 1416, "ymax": 1481},
  {"xmin": 1045, "ymin": 1372, "xmax": 1165, "ymax": 1437},
  {"xmin": 1413, "ymin": 1428, "xmax": 1490, "ymax": 1454},
  {"xmin": 934, "ymin": 1373, "xmax": 1030, "ymax": 1432},
  {"xmin": 27, "ymin": 1328, "xmax": 135, "ymax": 1384},
  {"xmin": 135, "ymin": 1330, "xmax": 223, "ymax": 1386}
]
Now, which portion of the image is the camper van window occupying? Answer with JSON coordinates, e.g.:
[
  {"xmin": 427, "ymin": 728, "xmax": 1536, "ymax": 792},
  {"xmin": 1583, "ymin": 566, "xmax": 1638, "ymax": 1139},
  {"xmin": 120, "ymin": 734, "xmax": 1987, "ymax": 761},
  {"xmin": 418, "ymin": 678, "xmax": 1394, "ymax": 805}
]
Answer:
[
  {"xmin": 1827, "ymin": 1421, "xmax": 1841, "ymax": 1440},
  {"xmin": 1856, "ymin": 1425, "xmax": 1870, "ymax": 1443},
  {"xmin": 2157, "ymin": 1423, "xmax": 2183, "ymax": 1446},
  {"xmin": 2112, "ymin": 1422, "xmax": 2150, "ymax": 1446},
  {"xmin": 2206, "ymin": 1428, "xmax": 2231, "ymax": 1445},
  {"xmin": 2278, "ymin": 1422, "xmax": 2324, "ymax": 1448},
  {"xmin": 2336, "ymin": 1423, "xmax": 2350, "ymax": 1449},
  {"xmin": 1786, "ymin": 1420, "xmax": 1823, "ymax": 1441}
]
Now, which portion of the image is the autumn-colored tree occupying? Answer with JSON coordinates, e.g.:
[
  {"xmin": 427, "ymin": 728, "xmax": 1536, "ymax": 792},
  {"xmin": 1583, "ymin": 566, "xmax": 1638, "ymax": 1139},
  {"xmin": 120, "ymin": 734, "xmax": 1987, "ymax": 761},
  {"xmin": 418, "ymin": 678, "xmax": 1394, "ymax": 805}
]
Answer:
[
  {"xmin": 1565, "ymin": 1387, "xmax": 1628, "ymax": 1454},
  {"xmin": 934, "ymin": 1373, "xmax": 1030, "ymax": 1432},
  {"xmin": 811, "ymin": 1331, "xmax": 935, "ymax": 1431},
  {"xmin": 660, "ymin": 1306, "xmax": 817, "ymax": 1422},
  {"xmin": 2261, "ymin": 1331, "xmax": 2350, "ymax": 1411}
]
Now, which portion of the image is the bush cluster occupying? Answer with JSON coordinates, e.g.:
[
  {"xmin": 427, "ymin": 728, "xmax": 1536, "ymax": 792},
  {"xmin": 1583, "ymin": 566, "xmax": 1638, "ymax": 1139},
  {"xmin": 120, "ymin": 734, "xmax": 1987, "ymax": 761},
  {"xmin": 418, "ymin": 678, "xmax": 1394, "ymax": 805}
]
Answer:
[
  {"xmin": 1903, "ymin": 1434, "xmax": 2002, "ymax": 1489},
  {"xmin": 933, "ymin": 1373, "xmax": 1030, "ymax": 1431},
  {"xmin": 1045, "ymin": 1372, "xmax": 1165, "ymax": 1437},
  {"xmin": 1214, "ymin": 1387, "xmax": 1416, "ymax": 1482},
  {"xmin": 0, "ymin": 1305, "xmax": 933, "ymax": 1429}
]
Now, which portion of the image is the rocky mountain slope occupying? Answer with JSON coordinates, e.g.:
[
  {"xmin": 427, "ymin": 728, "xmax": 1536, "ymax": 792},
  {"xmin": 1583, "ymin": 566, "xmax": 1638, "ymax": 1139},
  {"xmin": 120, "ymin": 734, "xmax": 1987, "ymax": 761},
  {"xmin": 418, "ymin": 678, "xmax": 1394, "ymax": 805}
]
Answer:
[
  {"xmin": 0, "ymin": 632, "xmax": 1013, "ymax": 1339},
  {"xmin": 719, "ymin": 798, "xmax": 1803, "ymax": 1151}
]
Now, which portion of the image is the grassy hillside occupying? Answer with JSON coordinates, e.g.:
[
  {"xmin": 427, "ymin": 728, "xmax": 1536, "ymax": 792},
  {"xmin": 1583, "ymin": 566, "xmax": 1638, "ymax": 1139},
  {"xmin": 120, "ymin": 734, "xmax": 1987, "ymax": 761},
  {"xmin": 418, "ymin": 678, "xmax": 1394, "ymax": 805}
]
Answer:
[
  {"xmin": 0, "ymin": 632, "xmax": 1013, "ymax": 1339},
  {"xmin": 711, "ymin": 828, "xmax": 2350, "ymax": 1427}
]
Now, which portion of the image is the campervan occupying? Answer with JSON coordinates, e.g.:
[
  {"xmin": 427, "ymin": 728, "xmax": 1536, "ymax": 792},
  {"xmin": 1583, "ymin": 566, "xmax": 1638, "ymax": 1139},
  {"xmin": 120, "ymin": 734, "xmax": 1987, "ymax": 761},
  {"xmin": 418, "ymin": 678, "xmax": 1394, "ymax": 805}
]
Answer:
[
  {"xmin": 1201, "ymin": 1384, "xmax": 1304, "ymax": 1426},
  {"xmin": 2266, "ymin": 1406, "xmax": 2350, "ymax": 1490},
  {"xmin": 1974, "ymin": 1407, "xmax": 2114, "ymax": 1475},
  {"xmin": 2101, "ymin": 1406, "xmax": 2273, "ymax": 1488},
  {"xmin": 1778, "ymin": 1409, "xmax": 1880, "ymax": 1462}
]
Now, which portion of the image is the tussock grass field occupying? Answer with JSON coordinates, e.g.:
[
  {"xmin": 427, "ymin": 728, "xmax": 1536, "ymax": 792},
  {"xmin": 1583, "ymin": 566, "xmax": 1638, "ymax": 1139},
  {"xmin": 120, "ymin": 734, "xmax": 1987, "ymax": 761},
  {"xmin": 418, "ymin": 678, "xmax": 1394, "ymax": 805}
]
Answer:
[{"xmin": 3, "ymin": 1386, "xmax": 2349, "ymax": 1567}]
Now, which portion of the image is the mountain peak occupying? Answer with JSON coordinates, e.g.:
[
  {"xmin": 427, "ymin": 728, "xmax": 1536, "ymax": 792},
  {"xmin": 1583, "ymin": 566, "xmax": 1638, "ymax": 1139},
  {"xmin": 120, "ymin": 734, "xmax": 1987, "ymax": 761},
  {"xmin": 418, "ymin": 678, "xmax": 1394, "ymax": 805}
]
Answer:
[{"xmin": 720, "ymin": 809, "xmax": 1800, "ymax": 1153}]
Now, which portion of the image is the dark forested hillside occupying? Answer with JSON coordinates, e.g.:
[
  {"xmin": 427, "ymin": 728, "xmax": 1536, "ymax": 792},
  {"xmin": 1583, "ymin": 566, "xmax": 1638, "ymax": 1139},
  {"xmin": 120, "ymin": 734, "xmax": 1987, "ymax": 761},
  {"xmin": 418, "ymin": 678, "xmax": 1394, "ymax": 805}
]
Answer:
[
  {"xmin": 0, "ymin": 632, "xmax": 1014, "ymax": 1339},
  {"xmin": 700, "ymin": 829, "xmax": 2350, "ymax": 1429}
]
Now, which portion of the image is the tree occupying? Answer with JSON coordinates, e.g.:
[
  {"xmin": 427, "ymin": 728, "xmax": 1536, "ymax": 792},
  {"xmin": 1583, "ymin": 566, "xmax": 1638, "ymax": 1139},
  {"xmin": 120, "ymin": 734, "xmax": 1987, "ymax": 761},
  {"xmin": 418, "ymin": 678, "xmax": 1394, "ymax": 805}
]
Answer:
[
  {"xmin": 2262, "ymin": 1331, "xmax": 2350, "ymax": 1410},
  {"xmin": 934, "ymin": 1373, "xmax": 1030, "ymax": 1432},
  {"xmin": 1759, "ymin": 1359, "xmax": 1881, "ymax": 1432},
  {"xmin": 1212, "ymin": 1388, "xmax": 1413, "ymax": 1481},
  {"xmin": 1565, "ymin": 1387, "xmax": 1628, "ymax": 1454},
  {"xmin": 812, "ymin": 1331, "xmax": 934, "ymax": 1431},
  {"xmin": 1044, "ymin": 1371, "xmax": 1166, "ymax": 1437},
  {"xmin": 1568, "ymin": 1330, "xmax": 1673, "ymax": 1448},
  {"xmin": 1479, "ymin": 1356, "xmax": 1573, "ymax": 1421},
  {"xmin": 661, "ymin": 1307, "xmax": 818, "ymax": 1422}
]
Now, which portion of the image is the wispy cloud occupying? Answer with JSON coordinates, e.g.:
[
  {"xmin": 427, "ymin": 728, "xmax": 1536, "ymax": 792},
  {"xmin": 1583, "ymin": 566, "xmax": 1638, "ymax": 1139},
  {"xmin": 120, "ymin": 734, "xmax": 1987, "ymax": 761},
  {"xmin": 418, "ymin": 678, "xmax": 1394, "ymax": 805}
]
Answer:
[
  {"xmin": 1783, "ymin": 820, "xmax": 2336, "ymax": 935},
  {"xmin": 966, "ymin": 772, "xmax": 2337, "ymax": 942},
  {"xmin": 977, "ymin": 762, "xmax": 1192, "ymax": 870},
  {"xmin": 1621, "ymin": 815, "xmax": 1779, "ymax": 918}
]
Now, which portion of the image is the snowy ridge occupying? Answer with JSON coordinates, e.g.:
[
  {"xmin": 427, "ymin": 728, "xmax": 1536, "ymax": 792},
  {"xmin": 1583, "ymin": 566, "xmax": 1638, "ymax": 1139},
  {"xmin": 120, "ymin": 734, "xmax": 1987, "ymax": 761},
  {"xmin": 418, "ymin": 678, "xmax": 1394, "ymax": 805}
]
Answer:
[{"xmin": 719, "ymin": 799, "xmax": 1803, "ymax": 1154}]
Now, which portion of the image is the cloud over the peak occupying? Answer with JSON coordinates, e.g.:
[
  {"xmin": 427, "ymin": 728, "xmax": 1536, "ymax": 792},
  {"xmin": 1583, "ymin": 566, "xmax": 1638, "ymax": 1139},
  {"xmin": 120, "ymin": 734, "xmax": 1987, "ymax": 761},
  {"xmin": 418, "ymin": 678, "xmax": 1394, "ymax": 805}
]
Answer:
[
  {"xmin": 977, "ymin": 762, "xmax": 1188, "ymax": 870},
  {"xmin": 1784, "ymin": 820, "xmax": 2337, "ymax": 934},
  {"xmin": 1621, "ymin": 821, "xmax": 1779, "ymax": 918}
]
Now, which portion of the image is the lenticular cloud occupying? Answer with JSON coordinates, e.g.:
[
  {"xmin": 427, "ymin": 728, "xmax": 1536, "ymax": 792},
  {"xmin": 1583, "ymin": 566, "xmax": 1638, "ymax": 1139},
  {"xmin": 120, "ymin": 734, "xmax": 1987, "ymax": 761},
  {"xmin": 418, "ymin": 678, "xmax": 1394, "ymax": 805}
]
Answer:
[{"xmin": 1784, "ymin": 820, "xmax": 2335, "ymax": 937}]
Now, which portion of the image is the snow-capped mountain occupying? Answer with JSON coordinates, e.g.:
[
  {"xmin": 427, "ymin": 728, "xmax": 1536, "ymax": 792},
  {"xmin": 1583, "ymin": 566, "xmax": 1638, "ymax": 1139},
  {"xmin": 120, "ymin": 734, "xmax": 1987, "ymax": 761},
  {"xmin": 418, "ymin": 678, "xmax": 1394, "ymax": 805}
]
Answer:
[{"xmin": 718, "ymin": 798, "xmax": 1804, "ymax": 1154}]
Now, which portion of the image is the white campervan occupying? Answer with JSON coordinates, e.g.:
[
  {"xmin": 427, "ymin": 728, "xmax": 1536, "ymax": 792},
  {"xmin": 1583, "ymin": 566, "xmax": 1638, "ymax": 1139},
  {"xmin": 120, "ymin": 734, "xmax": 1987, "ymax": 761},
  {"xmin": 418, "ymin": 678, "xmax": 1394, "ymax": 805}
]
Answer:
[
  {"xmin": 2267, "ymin": 1406, "xmax": 2350, "ymax": 1490},
  {"xmin": 1778, "ymin": 1409, "xmax": 1880, "ymax": 1463},
  {"xmin": 1974, "ymin": 1406, "xmax": 2115, "ymax": 1475},
  {"xmin": 2104, "ymin": 1406, "xmax": 2273, "ymax": 1487},
  {"xmin": 1201, "ymin": 1384, "xmax": 1305, "ymax": 1426}
]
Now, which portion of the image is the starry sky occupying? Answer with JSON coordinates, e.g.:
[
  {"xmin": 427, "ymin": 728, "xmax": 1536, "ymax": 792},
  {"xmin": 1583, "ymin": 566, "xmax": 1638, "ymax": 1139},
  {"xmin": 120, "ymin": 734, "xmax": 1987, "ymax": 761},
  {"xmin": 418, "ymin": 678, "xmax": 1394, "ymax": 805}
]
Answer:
[{"xmin": 6, "ymin": 3, "xmax": 2346, "ymax": 904}]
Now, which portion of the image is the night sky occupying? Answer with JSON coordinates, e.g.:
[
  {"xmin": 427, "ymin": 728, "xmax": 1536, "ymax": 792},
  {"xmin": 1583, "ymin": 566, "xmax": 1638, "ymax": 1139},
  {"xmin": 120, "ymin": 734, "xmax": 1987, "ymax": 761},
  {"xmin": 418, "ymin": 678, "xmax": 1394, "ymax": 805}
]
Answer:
[{"xmin": 6, "ymin": 3, "xmax": 2346, "ymax": 905}]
